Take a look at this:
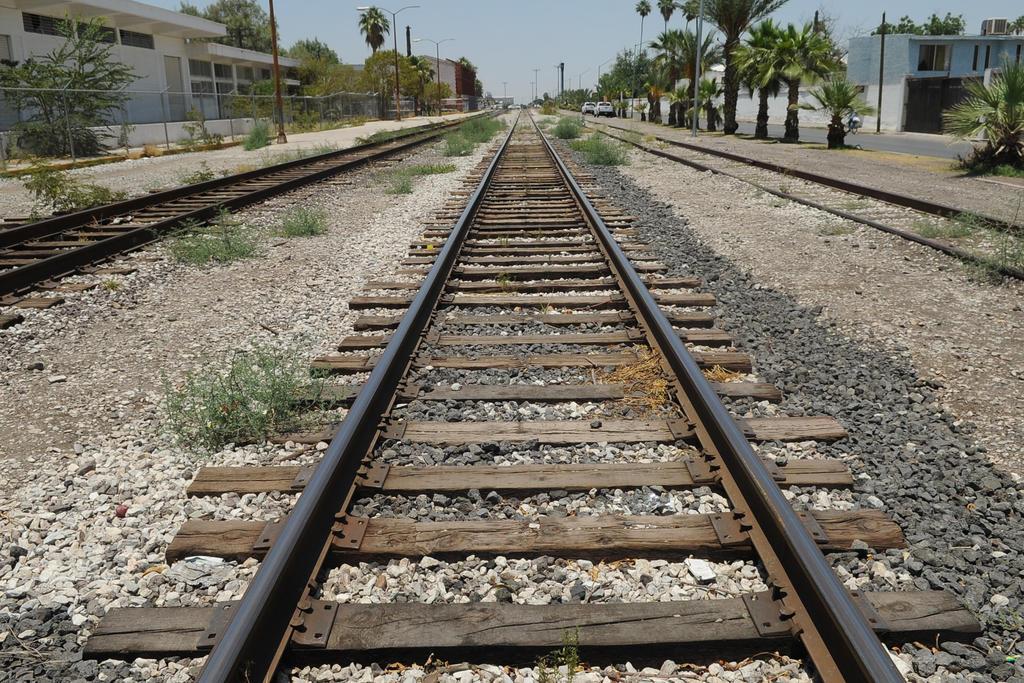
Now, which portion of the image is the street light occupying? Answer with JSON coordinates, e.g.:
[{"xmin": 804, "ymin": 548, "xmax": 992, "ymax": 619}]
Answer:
[
  {"xmin": 413, "ymin": 37, "xmax": 454, "ymax": 116},
  {"xmin": 502, "ymin": 81, "xmax": 507, "ymax": 107},
  {"xmin": 358, "ymin": 5, "xmax": 419, "ymax": 121},
  {"xmin": 268, "ymin": 0, "xmax": 286, "ymax": 142}
]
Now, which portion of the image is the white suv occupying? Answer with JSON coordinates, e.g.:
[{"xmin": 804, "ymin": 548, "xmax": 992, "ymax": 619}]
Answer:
[
  {"xmin": 581, "ymin": 102, "xmax": 597, "ymax": 115},
  {"xmin": 596, "ymin": 101, "xmax": 615, "ymax": 117}
]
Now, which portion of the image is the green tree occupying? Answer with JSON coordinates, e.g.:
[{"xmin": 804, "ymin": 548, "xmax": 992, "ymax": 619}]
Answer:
[
  {"xmin": 180, "ymin": 0, "xmax": 272, "ymax": 52},
  {"xmin": 943, "ymin": 57, "xmax": 1024, "ymax": 170},
  {"xmin": 774, "ymin": 22, "xmax": 835, "ymax": 142},
  {"xmin": 872, "ymin": 13, "xmax": 965, "ymax": 36},
  {"xmin": 0, "ymin": 15, "xmax": 138, "ymax": 156},
  {"xmin": 287, "ymin": 38, "xmax": 338, "ymax": 63},
  {"xmin": 801, "ymin": 76, "xmax": 875, "ymax": 148},
  {"xmin": 358, "ymin": 7, "xmax": 390, "ymax": 53},
  {"xmin": 733, "ymin": 19, "xmax": 783, "ymax": 139},
  {"xmin": 699, "ymin": 77, "xmax": 724, "ymax": 130},
  {"xmin": 652, "ymin": 29, "xmax": 722, "ymax": 125},
  {"xmin": 361, "ymin": 49, "xmax": 420, "ymax": 115},
  {"xmin": 683, "ymin": 0, "xmax": 790, "ymax": 135},
  {"xmin": 1011, "ymin": 16, "xmax": 1024, "ymax": 35},
  {"xmin": 407, "ymin": 55, "xmax": 434, "ymax": 113},
  {"xmin": 636, "ymin": 1, "xmax": 652, "ymax": 59}
]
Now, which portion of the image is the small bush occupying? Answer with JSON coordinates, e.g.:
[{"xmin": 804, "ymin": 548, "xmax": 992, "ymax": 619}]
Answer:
[
  {"xmin": 163, "ymin": 345, "xmax": 325, "ymax": 454},
  {"xmin": 22, "ymin": 165, "xmax": 127, "ymax": 215},
  {"xmin": 244, "ymin": 120, "xmax": 271, "ymax": 150},
  {"xmin": 356, "ymin": 128, "xmax": 406, "ymax": 145},
  {"xmin": 459, "ymin": 117, "xmax": 505, "ymax": 144},
  {"xmin": 178, "ymin": 162, "xmax": 216, "ymax": 185},
  {"xmin": 540, "ymin": 101, "xmax": 558, "ymax": 115},
  {"xmin": 569, "ymin": 134, "xmax": 629, "ymax": 165},
  {"xmin": 182, "ymin": 106, "xmax": 223, "ymax": 150},
  {"xmin": 278, "ymin": 206, "xmax": 328, "ymax": 237},
  {"xmin": 168, "ymin": 211, "xmax": 262, "ymax": 264},
  {"xmin": 388, "ymin": 176, "xmax": 414, "ymax": 194},
  {"xmin": 552, "ymin": 117, "xmax": 583, "ymax": 139},
  {"xmin": 406, "ymin": 163, "xmax": 456, "ymax": 175},
  {"xmin": 916, "ymin": 220, "xmax": 973, "ymax": 239},
  {"xmin": 444, "ymin": 133, "xmax": 474, "ymax": 156}
]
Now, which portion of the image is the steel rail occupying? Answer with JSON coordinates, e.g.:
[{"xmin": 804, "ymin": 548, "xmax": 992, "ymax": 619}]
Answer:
[
  {"xmin": 0, "ymin": 117, "xmax": 486, "ymax": 298},
  {"xmin": 589, "ymin": 122, "xmax": 1024, "ymax": 282},
  {"xmin": 585, "ymin": 118, "xmax": 1021, "ymax": 235},
  {"xmin": 196, "ymin": 113, "xmax": 520, "ymax": 683},
  {"xmin": 535, "ymin": 116, "xmax": 903, "ymax": 682}
]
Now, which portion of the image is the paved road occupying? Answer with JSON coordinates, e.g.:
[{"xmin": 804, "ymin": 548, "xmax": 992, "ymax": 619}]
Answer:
[{"xmin": 732, "ymin": 121, "xmax": 976, "ymax": 161}]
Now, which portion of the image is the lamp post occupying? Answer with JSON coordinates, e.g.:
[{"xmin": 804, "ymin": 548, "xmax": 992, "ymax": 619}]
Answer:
[
  {"xmin": 358, "ymin": 5, "xmax": 419, "ymax": 121},
  {"xmin": 413, "ymin": 37, "xmax": 453, "ymax": 116},
  {"xmin": 268, "ymin": 0, "xmax": 286, "ymax": 142},
  {"xmin": 502, "ymin": 81, "xmax": 507, "ymax": 107},
  {"xmin": 692, "ymin": 0, "xmax": 704, "ymax": 136}
]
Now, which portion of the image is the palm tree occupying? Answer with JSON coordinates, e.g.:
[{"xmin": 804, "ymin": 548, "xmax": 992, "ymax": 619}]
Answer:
[
  {"xmin": 774, "ymin": 22, "xmax": 834, "ymax": 142},
  {"xmin": 801, "ymin": 76, "xmax": 875, "ymax": 148},
  {"xmin": 1011, "ymin": 15, "xmax": 1024, "ymax": 35},
  {"xmin": 699, "ymin": 78, "xmax": 724, "ymax": 130},
  {"xmin": 651, "ymin": 29, "xmax": 722, "ymax": 126},
  {"xmin": 636, "ymin": 1, "xmax": 652, "ymax": 52},
  {"xmin": 943, "ymin": 57, "xmax": 1024, "ymax": 169},
  {"xmin": 667, "ymin": 87, "xmax": 689, "ymax": 127},
  {"xmin": 658, "ymin": 0, "xmax": 676, "ymax": 32},
  {"xmin": 733, "ymin": 19, "xmax": 783, "ymax": 139},
  {"xmin": 651, "ymin": 30, "xmax": 685, "ymax": 125},
  {"xmin": 645, "ymin": 79, "xmax": 665, "ymax": 123},
  {"xmin": 358, "ymin": 7, "xmax": 390, "ymax": 53},
  {"xmin": 684, "ymin": 0, "xmax": 790, "ymax": 135}
]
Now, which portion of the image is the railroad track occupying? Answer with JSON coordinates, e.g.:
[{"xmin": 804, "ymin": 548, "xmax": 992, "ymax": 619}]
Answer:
[
  {"xmin": 0, "ymin": 116, "xmax": 479, "ymax": 307},
  {"xmin": 83, "ymin": 113, "xmax": 980, "ymax": 681},
  {"xmin": 584, "ymin": 118, "xmax": 1024, "ymax": 281}
]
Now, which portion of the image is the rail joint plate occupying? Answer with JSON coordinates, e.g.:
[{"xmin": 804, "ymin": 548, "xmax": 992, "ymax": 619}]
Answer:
[
  {"xmin": 290, "ymin": 599, "xmax": 338, "ymax": 649},
  {"xmin": 197, "ymin": 601, "xmax": 240, "ymax": 650},
  {"xmin": 742, "ymin": 593, "xmax": 794, "ymax": 638},
  {"xmin": 356, "ymin": 462, "xmax": 390, "ymax": 489},
  {"xmin": 253, "ymin": 518, "xmax": 286, "ymax": 552},
  {"xmin": 709, "ymin": 512, "xmax": 753, "ymax": 546},
  {"xmin": 331, "ymin": 516, "xmax": 368, "ymax": 550}
]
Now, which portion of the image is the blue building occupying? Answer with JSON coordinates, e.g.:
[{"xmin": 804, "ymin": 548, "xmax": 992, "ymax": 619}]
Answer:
[{"xmin": 847, "ymin": 27, "xmax": 1024, "ymax": 133}]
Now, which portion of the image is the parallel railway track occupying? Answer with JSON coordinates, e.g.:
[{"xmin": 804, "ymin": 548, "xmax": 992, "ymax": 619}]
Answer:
[
  {"xmin": 82, "ymin": 113, "xmax": 980, "ymax": 681},
  {"xmin": 0, "ymin": 116, "xmax": 478, "ymax": 304},
  {"xmin": 584, "ymin": 118, "xmax": 1024, "ymax": 281}
]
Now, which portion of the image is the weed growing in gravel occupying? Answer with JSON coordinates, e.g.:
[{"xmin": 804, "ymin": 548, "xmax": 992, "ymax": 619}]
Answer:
[
  {"xmin": 178, "ymin": 162, "xmax": 216, "ymax": 186},
  {"xmin": 406, "ymin": 163, "xmax": 456, "ymax": 175},
  {"xmin": 552, "ymin": 117, "xmax": 583, "ymax": 139},
  {"xmin": 163, "ymin": 344, "xmax": 326, "ymax": 455},
  {"xmin": 536, "ymin": 627, "xmax": 580, "ymax": 683},
  {"xmin": 356, "ymin": 128, "xmax": 407, "ymax": 145},
  {"xmin": 102, "ymin": 279, "xmax": 120, "ymax": 291},
  {"xmin": 277, "ymin": 206, "xmax": 328, "ymax": 237},
  {"xmin": 444, "ymin": 132, "xmax": 475, "ymax": 156},
  {"xmin": 568, "ymin": 134, "xmax": 629, "ymax": 165},
  {"xmin": 243, "ymin": 120, "xmax": 271, "ymax": 150},
  {"xmin": 259, "ymin": 144, "xmax": 339, "ymax": 167},
  {"xmin": 22, "ymin": 165, "xmax": 127, "ymax": 217},
  {"xmin": 460, "ymin": 117, "xmax": 505, "ymax": 144},
  {"xmin": 540, "ymin": 101, "xmax": 558, "ymax": 115},
  {"xmin": 168, "ymin": 209, "xmax": 261, "ymax": 264},
  {"xmin": 916, "ymin": 219, "xmax": 973, "ymax": 239},
  {"xmin": 817, "ymin": 222, "xmax": 856, "ymax": 236},
  {"xmin": 494, "ymin": 272, "xmax": 516, "ymax": 292},
  {"xmin": 387, "ymin": 175, "xmax": 414, "ymax": 194}
]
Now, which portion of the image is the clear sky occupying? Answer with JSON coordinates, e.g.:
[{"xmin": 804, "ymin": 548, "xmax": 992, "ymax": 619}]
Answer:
[{"xmin": 145, "ymin": 0, "xmax": 1024, "ymax": 102}]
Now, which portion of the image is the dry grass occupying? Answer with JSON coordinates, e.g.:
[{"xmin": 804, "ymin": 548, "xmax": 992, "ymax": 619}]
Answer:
[
  {"xmin": 597, "ymin": 348, "xmax": 671, "ymax": 415},
  {"xmin": 703, "ymin": 364, "xmax": 743, "ymax": 383}
]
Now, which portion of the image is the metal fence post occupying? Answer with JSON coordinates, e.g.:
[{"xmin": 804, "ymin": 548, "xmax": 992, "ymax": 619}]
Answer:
[
  {"xmin": 0, "ymin": 132, "xmax": 7, "ymax": 172},
  {"xmin": 61, "ymin": 84, "xmax": 76, "ymax": 161},
  {"xmin": 161, "ymin": 87, "xmax": 171, "ymax": 149}
]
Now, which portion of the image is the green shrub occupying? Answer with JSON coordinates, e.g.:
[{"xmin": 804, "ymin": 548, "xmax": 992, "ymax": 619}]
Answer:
[
  {"xmin": 163, "ymin": 345, "xmax": 325, "ymax": 454},
  {"xmin": 444, "ymin": 133, "xmax": 474, "ymax": 156},
  {"xmin": 459, "ymin": 117, "xmax": 505, "ymax": 144},
  {"xmin": 406, "ymin": 163, "xmax": 456, "ymax": 175},
  {"xmin": 540, "ymin": 101, "xmax": 558, "ymax": 115},
  {"xmin": 568, "ymin": 133, "xmax": 629, "ymax": 165},
  {"xmin": 168, "ymin": 211, "xmax": 262, "ymax": 264},
  {"xmin": 278, "ymin": 206, "xmax": 328, "ymax": 237},
  {"xmin": 244, "ymin": 120, "xmax": 271, "ymax": 150},
  {"xmin": 356, "ymin": 128, "xmax": 406, "ymax": 144},
  {"xmin": 178, "ymin": 162, "xmax": 217, "ymax": 185},
  {"xmin": 552, "ymin": 117, "xmax": 583, "ymax": 139},
  {"xmin": 387, "ymin": 176, "xmax": 414, "ymax": 194},
  {"xmin": 182, "ymin": 106, "xmax": 223, "ymax": 150},
  {"xmin": 22, "ymin": 165, "xmax": 127, "ymax": 215}
]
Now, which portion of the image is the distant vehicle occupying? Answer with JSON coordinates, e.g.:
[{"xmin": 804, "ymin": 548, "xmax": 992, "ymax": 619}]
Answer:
[
  {"xmin": 596, "ymin": 101, "xmax": 615, "ymax": 117},
  {"xmin": 581, "ymin": 102, "xmax": 597, "ymax": 115}
]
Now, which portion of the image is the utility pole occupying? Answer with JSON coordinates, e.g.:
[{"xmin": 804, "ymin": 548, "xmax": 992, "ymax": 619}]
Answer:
[
  {"xmin": 876, "ymin": 11, "xmax": 885, "ymax": 134},
  {"xmin": 691, "ymin": 0, "xmax": 704, "ymax": 137},
  {"xmin": 268, "ymin": 0, "xmax": 286, "ymax": 143},
  {"xmin": 532, "ymin": 68, "xmax": 540, "ymax": 102},
  {"xmin": 502, "ymin": 81, "xmax": 507, "ymax": 106},
  {"xmin": 405, "ymin": 26, "xmax": 411, "ymax": 56}
]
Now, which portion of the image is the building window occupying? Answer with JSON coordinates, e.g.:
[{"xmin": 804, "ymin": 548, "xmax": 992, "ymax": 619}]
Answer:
[
  {"xmin": 972, "ymin": 45, "xmax": 979, "ymax": 70},
  {"xmin": 119, "ymin": 30, "xmax": 154, "ymax": 49},
  {"xmin": 917, "ymin": 44, "xmax": 950, "ymax": 71},
  {"xmin": 0, "ymin": 35, "xmax": 10, "ymax": 61},
  {"xmin": 189, "ymin": 59, "xmax": 213, "ymax": 78},
  {"xmin": 78, "ymin": 23, "xmax": 115, "ymax": 43},
  {"xmin": 259, "ymin": 68, "xmax": 271, "ymax": 80},
  {"xmin": 191, "ymin": 80, "xmax": 213, "ymax": 95},
  {"xmin": 984, "ymin": 45, "xmax": 991, "ymax": 69},
  {"xmin": 23, "ymin": 12, "xmax": 63, "ymax": 36},
  {"xmin": 214, "ymin": 63, "xmax": 233, "ymax": 79},
  {"xmin": 237, "ymin": 66, "xmax": 254, "ymax": 82}
]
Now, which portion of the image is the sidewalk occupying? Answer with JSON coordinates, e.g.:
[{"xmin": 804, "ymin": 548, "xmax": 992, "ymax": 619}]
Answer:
[{"xmin": 586, "ymin": 115, "xmax": 1024, "ymax": 224}]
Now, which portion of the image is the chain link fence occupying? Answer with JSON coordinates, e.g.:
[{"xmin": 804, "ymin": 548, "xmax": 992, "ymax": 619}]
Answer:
[{"xmin": 0, "ymin": 86, "xmax": 422, "ymax": 166}]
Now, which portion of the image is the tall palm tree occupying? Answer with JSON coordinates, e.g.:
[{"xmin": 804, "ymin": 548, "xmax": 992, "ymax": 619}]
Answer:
[
  {"xmin": 801, "ymin": 76, "xmax": 875, "ymax": 148},
  {"xmin": 651, "ymin": 30, "xmax": 685, "ymax": 125},
  {"xmin": 658, "ymin": 0, "xmax": 676, "ymax": 32},
  {"xmin": 636, "ymin": 1, "xmax": 652, "ymax": 50},
  {"xmin": 733, "ymin": 19, "xmax": 783, "ymax": 139},
  {"xmin": 774, "ymin": 22, "xmax": 834, "ymax": 142},
  {"xmin": 943, "ymin": 57, "xmax": 1024, "ymax": 169},
  {"xmin": 358, "ymin": 7, "xmax": 390, "ymax": 53},
  {"xmin": 652, "ymin": 29, "xmax": 722, "ymax": 125},
  {"xmin": 684, "ymin": 0, "xmax": 790, "ymax": 135},
  {"xmin": 1011, "ymin": 15, "xmax": 1024, "ymax": 35}
]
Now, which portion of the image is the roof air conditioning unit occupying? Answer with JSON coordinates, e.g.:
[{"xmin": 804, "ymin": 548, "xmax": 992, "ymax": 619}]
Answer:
[{"xmin": 981, "ymin": 18, "xmax": 1009, "ymax": 35}]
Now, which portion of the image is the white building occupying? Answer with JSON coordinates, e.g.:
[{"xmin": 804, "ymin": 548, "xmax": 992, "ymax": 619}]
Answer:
[{"xmin": 0, "ymin": 0, "xmax": 298, "ymax": 142}]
